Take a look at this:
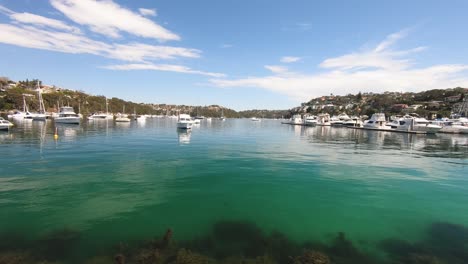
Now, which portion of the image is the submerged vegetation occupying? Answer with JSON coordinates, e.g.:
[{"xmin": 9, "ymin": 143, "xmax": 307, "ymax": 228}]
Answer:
[{"xmin": 0, "ymin": 220, "xmax": 466, "ymax": 264}]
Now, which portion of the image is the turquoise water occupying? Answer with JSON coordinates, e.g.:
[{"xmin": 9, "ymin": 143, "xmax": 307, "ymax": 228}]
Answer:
[{"xmin": 0, "ymin": 118, "xmax": 467, "ymax": 262}]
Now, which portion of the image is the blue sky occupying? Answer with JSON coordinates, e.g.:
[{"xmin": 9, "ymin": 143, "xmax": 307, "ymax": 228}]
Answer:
[{"xmin": 1, "ymin": 0, "xmax": 468, "ymax": 110}]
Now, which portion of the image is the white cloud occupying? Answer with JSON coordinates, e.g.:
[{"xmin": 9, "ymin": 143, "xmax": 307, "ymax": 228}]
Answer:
[
  {"xmin": 264, "ymin": 65, "xmax": 288, "ymax": 74},
  {"xmin": 0, "ymin": 23, "xmax": 199, "ymax": 62},
  {"xmin": 102, "ymin": 63, "xmax": 225, "ymax": 77},
  {"xmin": 281, "ymin": 56, "xmax": 301, "ymax": 63},
  {"xmin": 221, "ymin": 44, "xmax": 233, "ymax": 48},
  {"xmin": 138, "ymin": 8, "xmax": 157, "ymax": 17},
  {"xmin": 0, "ymin": 4, "xmax": 223, "ymax": 77},
  {"xmin": 210, "ymin": 30, "xmax": 468, "ymax": 102},
  {"xmin": 50, "ymin": 0, "xmax": 179, "ymax": 41},
  {"xmin": 10, "ymin": 12, "xmax": 81, "ymax": 33}
]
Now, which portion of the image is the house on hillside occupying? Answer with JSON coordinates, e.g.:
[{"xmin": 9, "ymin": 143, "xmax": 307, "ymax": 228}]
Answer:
[
  {"xmin": 392, "ymin": 104, "xmax": 408, "ymax": 112},
  {"xmin": 445, "ymin": 95, "xmax": 461, "ymax": 103}
]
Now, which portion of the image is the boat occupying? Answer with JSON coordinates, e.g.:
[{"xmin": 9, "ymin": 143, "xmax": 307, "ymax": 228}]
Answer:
[
  {"xmin": 115, "ymin": 106, "xmax": 131, "ymax": 122},
  {"xmin": 343, "ymin": 116, "xmax": 363, "ymax": 127},
  {"xmin": 304, "ymin": 115, "xmax": 317, "ymax": 126},
  {"xmin": 363, "ymin": 113, "xmax": 392, "ymax": 130},
  {"xmin": 389, "ymin": 115, "xmax": 442, "ymax": 134},
  {"xmin": 8, "ymin": 94, "xmax": 34, "ymax": 120},
  {"xmin": 219, "ymin": 109, "xmax": 226, "ymax": 121},
  {"xmin": 31, "ymin": 84, "xmax": 47, "ymax": 121},
  {"xmin": 251, "ymin": 117, "xmax": 261, "ymax": 122},
  {"xmin": 206, "ymin": 117, "xmax": 212, "ymax": 121},
  {"xmin": 0, "ymin": 117, "xmax": 13, "ymax": 130},
  {"xmin": 54, "ymin": 106, "xmax": 81, "ymax": 124},
  {"xmin": 316, "ymin": 114, "xmax": 331, "ymax": 126},
  {"xmin": 88, "ymin": 98, "xmax": 113, "ymax": 120},
  {"xmin": 193, "ymin": 118, "xmax": 201, "ymax": 124},
  {"xmin": 177, "ymin": 114, "xmax": 193, "ymax": 129},
  {"xmin": 287, "ymin": 114, "xmax": 303, "ymax": 125},
  {"xmin": 433, "ymin": 119, "xmax": 468, "ymax": 134}
]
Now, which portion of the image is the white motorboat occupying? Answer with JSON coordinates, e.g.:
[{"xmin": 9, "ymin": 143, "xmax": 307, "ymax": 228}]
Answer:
[
  {"xmin": 88, "ymin": 98, "xmax": 113, "ymax": 120},
  {"xmin": 304, "ymin": 115, "xmax": 317, "ymax": 126},
  {"xmin": 0, "ymin": 117, "xmax": 13, "ymax": 130},
  {"xmin": 434, "ymin": 120, "xmax": 468, "ymax": 134},
  {"xmin": 389, "ymin": 116, "xmax": 442, "ymax": 134},
  {"xmin": 343, "ymin": 116, "xmax": 363, "ymax": 127},
  {"xmin": 193, "ymin": 118, "xmax": 201, "ymax": 124},
  {"xmin": 251, "ymin": 117, "xmax": 261, "ymax": 122},
  {"xmin": 287, "ymin": 114, "xmax": 303, "ymax": 125},
  {"xmin": 54, "ymin": 106, "xmax": 81, "ymax": 124},
  {"xmin": 177, "ymin": 114, "xmax": 193, "ymax": 129},
  {"xmin": 316, "ymin": 114, "xmax": 331, "ymax": 126},
  {"xmin": 363, "ymin": 113, "xmax": 392, "ymax": 130}
]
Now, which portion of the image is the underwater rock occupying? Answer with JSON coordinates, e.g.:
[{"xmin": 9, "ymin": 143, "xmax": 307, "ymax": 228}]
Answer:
[
  {"xmin": 162, "ymin": 229, "xmax": 173, "ymax": 249},
  {"xmin": 0, "ymin": 250, "xmax": 30, "ymax": 264},
  {"xmin": 35, "ymin": 228, "xmax": 81, "ymax": 261},
  {"xmin": 134, "ymin": 248, "xmax": 161, "ymax": 264},
  {"xmin": 171, "ymin": 248, "xmax": 215, "ymax": 264},
  {"xmin": 328, "ymin": 232, "xmax": 374, "ymax": 264},
  {"xmin": 403, "ymin": 253, "xmax": 447, "ymax": 264},
  {"xmin": 114, "ymin": 253, "xmax": 125, "ymax": 264},
  {"xmin": 290, "ymin": 250, "xmax": 330, "ymax": 264}
]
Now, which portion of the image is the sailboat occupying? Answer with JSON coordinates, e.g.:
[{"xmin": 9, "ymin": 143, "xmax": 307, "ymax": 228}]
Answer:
[
  {"xmin": 32, "ymin": 84, "xmax": 47, "ymax": 121},
  {"xmin": 115, "ymin": 105, "xmax": 131, "ymax": 122},
  {"xmin": 8, "ymin": 94, "xmax": 33, "ymax": 120},
  {"xmin": 88, "ymin": 97, "xmax": 113, "ymax": 120},
  {"xmin": 219, "ymin": 109, "xmax": 226, "ymax": 121}
]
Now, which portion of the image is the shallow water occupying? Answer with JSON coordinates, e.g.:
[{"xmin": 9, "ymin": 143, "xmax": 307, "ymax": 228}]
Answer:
[{"xmin": 0, "ymin": 118, "xmax": 467, "ymax": 262}]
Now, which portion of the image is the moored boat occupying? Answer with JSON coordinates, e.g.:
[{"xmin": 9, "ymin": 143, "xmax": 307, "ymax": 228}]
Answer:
[
  {"xmin": 0, "ymin": 117, "xmax": 13, "ymax": 130},
  {"xmin": 54, "ymin": 106, "xmax": 81, "ymax": 124},
  {"xmin": 177, "ymin": 114, "xmax": 193, "ymax": 129}
]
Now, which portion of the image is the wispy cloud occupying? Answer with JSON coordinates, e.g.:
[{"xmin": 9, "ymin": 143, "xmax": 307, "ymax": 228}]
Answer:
[
  {"xmin": 50, "ymin": 0, "xmax": 179, "ymax": 41},
  {"xmin": 221, "ymin": 44, "xmax": 233, "ymax": 48},
  {"xmin": 280, "ymin": 56, "xmax": 301, "ymax": 63},
  {"xmin": 102, "ymin": 63, "xmax": 225, "ymax": 78},
  {"xmin": 264, "ymin": 65, "xmax": 288, "ymax": 74},
  {"xmin": 138, "ymin": 8, "xmax": 157, "ymax": 17},
  {"xmin": 282, "ymin": 22, "xmax": 312, "ymax": 32},
  {"xmin": 210, "ymin": 30, "xmax": 468, "ymax": 102},
  {"xmin": 0, "ymin": 2, "xmax": 223, "ymax": 77}
]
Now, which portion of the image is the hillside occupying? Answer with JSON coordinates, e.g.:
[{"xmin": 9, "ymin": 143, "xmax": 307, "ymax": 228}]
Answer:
[
  {"xmin": 292, "ymin": 88, "xmax": 468, "ymax": 119},
  {"xmin": 0, "ymin": 78, "xmax": 258, "ymax": 118}
]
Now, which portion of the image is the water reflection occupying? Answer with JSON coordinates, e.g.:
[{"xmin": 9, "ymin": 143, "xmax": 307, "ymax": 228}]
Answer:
[{"xmin": 177, "ymin": 129, "xmax": 191, "ymax": 144}]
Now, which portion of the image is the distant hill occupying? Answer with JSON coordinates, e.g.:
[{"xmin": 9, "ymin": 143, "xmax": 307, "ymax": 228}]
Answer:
[
  {"xmin": 0, "ymin": 77, "xmax": 287, "ymax": 118},
  {"xmin": 290, "ymin": 88, "xmax": 468, "ymax": 118}
]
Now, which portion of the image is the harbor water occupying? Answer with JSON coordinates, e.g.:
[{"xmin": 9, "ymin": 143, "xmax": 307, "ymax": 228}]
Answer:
[{"xmin": 0, "ymin": 118, "xmax": 467, "ymax": 263}]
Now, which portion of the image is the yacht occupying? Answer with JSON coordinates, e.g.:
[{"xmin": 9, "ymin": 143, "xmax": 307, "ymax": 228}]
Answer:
[
  {"xmin": 288, "ymin": 114, "xmax": 303, "ymax": 125},
  {"xmin": 251, "ymin": 117, "xmax": 261, "ymax": 121},
  {"xmin": 115, "ymin": 106, "xmax": 131, "ymax": 122},
  {"xmin": 316, "ymin": 114, "xmax": 331, "ymax": 126},
  {"xmin": 177, "ymin": 114, "xmax": 193, "ymax": 129},
  {"xmin": 0, "ymin": 117, "xmax": 13, "ymax": 130},
  {"xmin": 363, "ymin": 113, "xmax": 392, "ymax": 130},
  {"xmin": 343, "ymin": 116, "xmax": 363, "ymax": 127},
  {"xmin": 433, "ymin": 120, "xmax": 468, "ymax": 134},
  {"xmin": 304, "ymin": 115, "xmax": 317, "ymax": 126},
  {"xmin": 88, "ymin": 98, "xmax": 113, "ymax": 120},
  {"xmin": 193, "ymin": 118, "xmax": 201, "ymax": 124},
  {"xmin": 389, "ymin": 116, "xmax": 442, "ymax": 134},
  {"xmin": 54, "ymin": 106, "xmax": 80, "ymax": 124}
]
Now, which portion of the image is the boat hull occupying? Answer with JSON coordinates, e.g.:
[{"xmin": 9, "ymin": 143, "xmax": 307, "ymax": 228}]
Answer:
[
  {"xmin": 55, "ymin": 117, "xmax": 81, "ymax": 124},
  {"xmin": 177, "ymin": 122, "xmax": 193, "ymax": 129}
]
